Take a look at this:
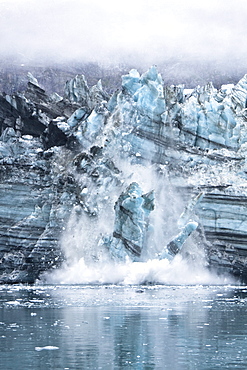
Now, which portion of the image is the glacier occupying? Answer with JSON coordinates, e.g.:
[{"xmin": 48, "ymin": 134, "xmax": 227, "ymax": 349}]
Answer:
[{"xmin": 1, "ymin": 66, "xmax": 247, "ymax": 283}]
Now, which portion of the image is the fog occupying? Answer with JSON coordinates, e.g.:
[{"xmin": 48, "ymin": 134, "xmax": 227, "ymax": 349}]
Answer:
[{"xmin": 0, "ymin": 0, "xmax": 247, "ymax": 68}]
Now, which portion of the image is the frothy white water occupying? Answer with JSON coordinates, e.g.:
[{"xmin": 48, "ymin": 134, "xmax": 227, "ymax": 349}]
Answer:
[{"xmin": 43, "ymin": 255, "xmax": 235, "ymax": 286}]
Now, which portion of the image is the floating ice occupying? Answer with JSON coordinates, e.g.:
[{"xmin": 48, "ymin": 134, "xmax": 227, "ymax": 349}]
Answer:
[{"xmin": 35, "ymin": 346, "xmax": 59, "ymax": 351}]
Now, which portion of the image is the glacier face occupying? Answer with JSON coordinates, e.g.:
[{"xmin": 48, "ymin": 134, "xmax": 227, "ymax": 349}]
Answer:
[{"xmin": 1, "ymin": 67, "xmax": 247, "ymax": 283}]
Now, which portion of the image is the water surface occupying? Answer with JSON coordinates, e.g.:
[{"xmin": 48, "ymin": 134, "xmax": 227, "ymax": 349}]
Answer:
[{"xmin": 1, "ymin": 284, "xmax": 247, "ymax": 369}]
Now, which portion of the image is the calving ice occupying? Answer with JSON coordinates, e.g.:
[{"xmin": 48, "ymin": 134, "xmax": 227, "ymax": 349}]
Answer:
[
  {"xmin": 1, "ymin": 66, "xmax": 247, "ymax": 284},
  {"xmin": 101, "ymin": 181, "xmax": 200, "ymax": 263}
]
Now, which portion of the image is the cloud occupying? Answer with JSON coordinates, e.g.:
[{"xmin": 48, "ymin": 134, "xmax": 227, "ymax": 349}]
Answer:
[{"xmin": 0, "ymin": 0, "xmax": 247, "ymax": 66}]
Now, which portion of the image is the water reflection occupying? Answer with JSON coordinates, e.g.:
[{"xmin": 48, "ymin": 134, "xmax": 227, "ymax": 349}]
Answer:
[{"xmin": 0, "ymin": 285, "xmax": 247, "ymax": 369}]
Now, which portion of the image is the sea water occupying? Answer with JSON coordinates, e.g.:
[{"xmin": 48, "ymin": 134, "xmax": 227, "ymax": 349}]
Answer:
[{"xmin": 1, "ymin": 283, "xmax": 247, "ymax": 369}]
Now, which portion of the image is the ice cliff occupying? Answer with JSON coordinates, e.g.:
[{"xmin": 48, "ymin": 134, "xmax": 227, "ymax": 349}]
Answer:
[{"xmin": 1, "ymin": 67, "xmax": 247, "ymax": 283}]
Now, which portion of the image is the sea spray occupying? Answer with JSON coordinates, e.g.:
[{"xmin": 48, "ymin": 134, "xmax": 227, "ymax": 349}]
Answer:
[{"xmin": 43, "ymin": 255, "xmax": 234, "ymax": 285}]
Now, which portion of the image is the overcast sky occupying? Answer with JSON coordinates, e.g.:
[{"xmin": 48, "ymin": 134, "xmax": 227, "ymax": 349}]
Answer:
[{"xmin": 0, "ymin": 0, "xmax": 246, "ymax": 66}]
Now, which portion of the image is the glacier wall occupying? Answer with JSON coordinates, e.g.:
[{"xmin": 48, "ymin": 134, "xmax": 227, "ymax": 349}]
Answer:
[{"xmin": 1, "ymin": 67, "xmax": 247, "ymax": 283}]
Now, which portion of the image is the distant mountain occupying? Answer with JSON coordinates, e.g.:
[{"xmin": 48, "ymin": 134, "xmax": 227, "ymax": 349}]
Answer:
[
  {"xmin": 0, "ymin": 57, "xmax": 246, "ymax": 95},
  {"xmin": 0, "ymin": 59, "xmax": 128, "ymax": 95}
]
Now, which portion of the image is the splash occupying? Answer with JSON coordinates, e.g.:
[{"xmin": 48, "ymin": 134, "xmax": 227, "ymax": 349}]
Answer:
[{"xmin": 43, "ymin": 255, "xmax": 234, "ymax": 285}]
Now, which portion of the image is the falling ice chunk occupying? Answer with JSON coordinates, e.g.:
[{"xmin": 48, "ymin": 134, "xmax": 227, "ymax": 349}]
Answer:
[
  {"xmin": 159, "ymin": 221, "xmax": 198, "ymax": 260},
  {"xmin": 177, "ymin": 192, "xmax": 204, "ymax": 228}
]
